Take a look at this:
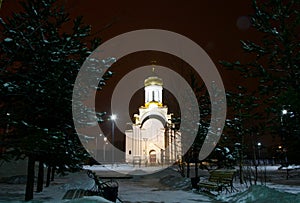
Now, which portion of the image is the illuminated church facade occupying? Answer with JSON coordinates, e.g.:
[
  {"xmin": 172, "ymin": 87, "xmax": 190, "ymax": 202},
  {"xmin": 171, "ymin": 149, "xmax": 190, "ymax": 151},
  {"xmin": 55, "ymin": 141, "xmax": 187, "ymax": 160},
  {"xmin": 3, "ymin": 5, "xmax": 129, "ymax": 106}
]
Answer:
[{"xmin": 125, "ymin": 75, "xmax": 182, "ymax": 165}]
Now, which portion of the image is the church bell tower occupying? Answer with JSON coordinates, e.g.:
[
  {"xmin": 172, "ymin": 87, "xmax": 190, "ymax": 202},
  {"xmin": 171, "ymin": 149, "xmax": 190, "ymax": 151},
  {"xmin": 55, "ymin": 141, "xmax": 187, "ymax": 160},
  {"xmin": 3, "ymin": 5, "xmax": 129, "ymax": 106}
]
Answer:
[{"xmin": 144, "ymin": 76, "xmax": 163, "ymax": 108}]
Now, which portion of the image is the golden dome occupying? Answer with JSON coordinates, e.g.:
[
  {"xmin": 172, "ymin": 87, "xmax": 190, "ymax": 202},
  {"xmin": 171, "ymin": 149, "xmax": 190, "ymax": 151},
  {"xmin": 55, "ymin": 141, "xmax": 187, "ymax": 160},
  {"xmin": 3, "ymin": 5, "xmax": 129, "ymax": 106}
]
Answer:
[
  {"xmin": 144, "ymin": 101, "xmax": 163, "ymax": 108},
  {"xmin": 144, "ymin": 76, "xmax": 163, "ymax": 87}
]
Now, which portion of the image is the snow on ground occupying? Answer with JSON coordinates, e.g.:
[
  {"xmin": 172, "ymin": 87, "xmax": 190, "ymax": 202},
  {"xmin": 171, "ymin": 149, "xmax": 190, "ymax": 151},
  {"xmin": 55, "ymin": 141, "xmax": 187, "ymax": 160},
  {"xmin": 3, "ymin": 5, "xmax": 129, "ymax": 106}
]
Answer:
[
  {"xmin": 267, "ymin": 182, "xmax": 300, "ymax": 194},
  {"xmin": 217, "ymin": 185, "xmax": 300, "ymax": 203},
  {"xmin": 0, "ymin": 170, "xmax": 109, "ymax": 203},
  {"xmin": 83, "ymin": 164, "xmax": 169, "ymax": 176},
  {"xmin": 0, "ymin": 164, "xmax": 299, "ymax": 203},
  {"xmin": 118, "ymin": 182, "xmax": 213, "ymax": 203}
]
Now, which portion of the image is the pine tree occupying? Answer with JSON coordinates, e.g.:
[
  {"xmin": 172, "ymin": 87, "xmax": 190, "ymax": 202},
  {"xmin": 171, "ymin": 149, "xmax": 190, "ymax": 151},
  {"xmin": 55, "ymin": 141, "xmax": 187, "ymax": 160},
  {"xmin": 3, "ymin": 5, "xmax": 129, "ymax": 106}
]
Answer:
[
  {"xmin": 224, "ymin": 87, "xmax": 264, "ymax": 184},
  {"xmin": 0, "ymin": 0, "xmax": 110, "ymax": 200},
  {"xmin": 221, "ymin": 0, "xmax": 300, "ymax": 166}
]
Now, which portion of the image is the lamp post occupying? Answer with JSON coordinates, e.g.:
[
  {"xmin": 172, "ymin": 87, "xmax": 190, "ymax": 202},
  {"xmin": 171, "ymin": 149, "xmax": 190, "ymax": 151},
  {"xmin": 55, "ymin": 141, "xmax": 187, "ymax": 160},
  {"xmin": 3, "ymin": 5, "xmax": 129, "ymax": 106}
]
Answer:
[
  {"xmin": 95, "ymin": 135, "xmax": 98, "ymax": 160},
  {"xmin": 257, "ymin": 142, "xmax": 261, "ymax": 165},
  {"xmin": 103, "ymin": 136, "xmax": 107, "ymax": 162},
  {"xmin": 280, "ymin": 109, "xmax": 288, "ymax": 140},
  {"xmin": 96, "ymin": 133, "xmax": 107, "ymax": 161},
  {"xmin": 6, "ymin": 112, "xmax": 10, "ymax": 134},
  {"xmin": 111, "ymin": 114, "xmax": 117, "ymax": 165},
  {"xmin": 283, "ymin": 147, "xmax": 289, "ymax": 180},
  {"xmin": 281, "ymin": 108, "xmax": 289, "ymax": 168}
]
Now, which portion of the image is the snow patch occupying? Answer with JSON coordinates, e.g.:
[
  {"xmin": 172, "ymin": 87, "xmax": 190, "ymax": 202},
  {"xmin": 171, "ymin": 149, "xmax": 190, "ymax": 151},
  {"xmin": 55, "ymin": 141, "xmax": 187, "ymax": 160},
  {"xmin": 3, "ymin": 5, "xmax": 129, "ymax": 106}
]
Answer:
[
  {"xmin": 218, "ymin": 185, "xmax": 300, "ymax": 203},
  {"xmin": 62, "ymin": 196, "xmax": 112, "ymax": 203},
  {"xmin": 4, "ymin": 37, "xmax": 13, "ymax": 42}
]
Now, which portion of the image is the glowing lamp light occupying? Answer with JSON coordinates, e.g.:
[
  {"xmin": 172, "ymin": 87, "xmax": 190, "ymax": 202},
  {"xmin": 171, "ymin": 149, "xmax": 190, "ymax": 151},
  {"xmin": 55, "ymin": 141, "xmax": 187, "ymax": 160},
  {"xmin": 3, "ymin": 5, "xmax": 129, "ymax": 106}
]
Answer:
[
  {"xmin": 282, "ymin": 109, "xmax": 288, "ymax": 115},
  {"xmin": 111, "ymin": 114, "xmax": 117, "ymax": 120}
]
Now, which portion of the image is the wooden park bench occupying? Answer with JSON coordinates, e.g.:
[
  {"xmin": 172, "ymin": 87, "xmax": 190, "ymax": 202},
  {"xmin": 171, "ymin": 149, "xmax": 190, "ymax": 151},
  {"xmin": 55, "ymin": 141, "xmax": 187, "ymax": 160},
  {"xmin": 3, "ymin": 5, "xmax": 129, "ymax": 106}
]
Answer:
[
  {"xmin": 198, "ymin": 169, "xmax": 236, "ymax": 194},
  {"xmin": 63, "ymin": 170, "xmax": 120, "ymax": 202},
  {"xmin": 63, "ymin": 189, "xmax": 98, "ymax": 200}
]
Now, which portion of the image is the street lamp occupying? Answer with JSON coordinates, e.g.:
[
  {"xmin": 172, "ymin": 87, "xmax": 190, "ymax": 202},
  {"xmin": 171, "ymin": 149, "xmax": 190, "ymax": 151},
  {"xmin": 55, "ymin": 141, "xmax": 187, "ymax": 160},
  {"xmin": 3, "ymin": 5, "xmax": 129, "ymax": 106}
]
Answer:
[
  {"xmin": 96, "ymin": 134, "xmax": 104, "ymax": 162},
  {"xmin": 111, "ymin": 114, "xmax": 117, "ymax": 165},
  {"xmin": 103, "ymin": 136, "xmax": 108, "ymax": 162},
  {"xmin": 6, "ymin": 112, "xmax": 10, "ymax": 134},
  {"xmin": 280, "ymin": 108, "xmax": 289, "ymax": 169},
  {"xmin": 257, "ymin": 142, "xmax": 262, "ymax": 165},
  {"xmin": 281, "ymin": 108, "xmax": 287, "ymax": 127}
]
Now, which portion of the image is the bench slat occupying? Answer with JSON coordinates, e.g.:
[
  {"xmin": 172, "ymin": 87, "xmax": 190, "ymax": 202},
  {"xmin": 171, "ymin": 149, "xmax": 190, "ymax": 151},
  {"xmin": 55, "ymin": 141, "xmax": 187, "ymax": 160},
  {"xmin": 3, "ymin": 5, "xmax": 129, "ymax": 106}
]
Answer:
[{"xmin": 198, "ymin": 169, "xmax": 236, "ymax": 193}]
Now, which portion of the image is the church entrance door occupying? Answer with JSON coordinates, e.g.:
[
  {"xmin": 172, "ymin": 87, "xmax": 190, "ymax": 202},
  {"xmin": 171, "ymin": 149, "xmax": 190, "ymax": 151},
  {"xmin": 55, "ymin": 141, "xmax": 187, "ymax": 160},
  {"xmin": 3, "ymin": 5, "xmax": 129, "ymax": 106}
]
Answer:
[{"xmin": 149, "ymin": 150, "xmax": 156, "ymax": 164}]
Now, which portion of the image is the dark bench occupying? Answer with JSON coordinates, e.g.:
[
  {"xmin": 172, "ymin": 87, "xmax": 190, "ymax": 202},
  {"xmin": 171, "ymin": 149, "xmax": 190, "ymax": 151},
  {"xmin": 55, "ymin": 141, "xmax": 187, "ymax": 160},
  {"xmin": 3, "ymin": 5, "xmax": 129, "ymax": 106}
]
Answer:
[
  {"xmin": 63, "ymin": 170, "xmax": 120, "ymax": 202},
  {"xmin": 63, "ymin": 189, "xmax": 97, "ymax": 199},
  {"xmin": 198, "ymin": 169, "xmax": 236, "ymax": 194},
  {"xmin": 87, "ymin": 170, "xmax": 119, "ymax": 202}
]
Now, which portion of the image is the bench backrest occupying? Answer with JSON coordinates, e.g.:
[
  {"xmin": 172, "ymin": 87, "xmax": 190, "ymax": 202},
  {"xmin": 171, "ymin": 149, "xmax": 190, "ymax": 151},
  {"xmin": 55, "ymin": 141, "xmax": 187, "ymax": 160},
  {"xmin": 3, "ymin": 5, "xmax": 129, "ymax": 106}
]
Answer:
[{"xmin": 208, "ymin": 170, "xmax": 236, "ymax": 184}]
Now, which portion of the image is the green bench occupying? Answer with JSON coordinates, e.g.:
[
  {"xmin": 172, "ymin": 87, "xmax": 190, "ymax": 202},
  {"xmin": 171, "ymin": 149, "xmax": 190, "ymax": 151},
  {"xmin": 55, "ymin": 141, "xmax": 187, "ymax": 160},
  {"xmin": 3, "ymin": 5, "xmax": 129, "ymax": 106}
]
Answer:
[{"xmin": 198, "ymin": 169, "xmax": 236, "ymax": 194}]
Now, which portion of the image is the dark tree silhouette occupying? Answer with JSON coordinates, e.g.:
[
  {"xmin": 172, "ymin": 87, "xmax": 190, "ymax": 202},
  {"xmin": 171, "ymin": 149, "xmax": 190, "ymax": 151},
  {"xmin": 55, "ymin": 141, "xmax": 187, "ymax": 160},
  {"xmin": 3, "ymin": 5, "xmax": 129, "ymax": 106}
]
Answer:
[
  {"xmin": 0, "ymin": 0, "xmax": 111, "ymax": 200},
  {"xmin": 221, "ymin": 0, "xmax": 300, "ymax": 166}
]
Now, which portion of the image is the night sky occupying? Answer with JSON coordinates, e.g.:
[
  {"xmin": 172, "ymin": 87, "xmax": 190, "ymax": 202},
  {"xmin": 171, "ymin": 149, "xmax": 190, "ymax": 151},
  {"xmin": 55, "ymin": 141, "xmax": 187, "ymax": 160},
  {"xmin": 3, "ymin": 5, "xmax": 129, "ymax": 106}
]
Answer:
[
  {"xmin": 57, "ymin": 0, "xmax": 260, "ymax": 100},
  {"xmin": 64, "ymin": 0, "xmax": 258, "ymax": 84},
  {"xmin": 1, "ymin": 0, "xmax": 258, "ymax": 86}
]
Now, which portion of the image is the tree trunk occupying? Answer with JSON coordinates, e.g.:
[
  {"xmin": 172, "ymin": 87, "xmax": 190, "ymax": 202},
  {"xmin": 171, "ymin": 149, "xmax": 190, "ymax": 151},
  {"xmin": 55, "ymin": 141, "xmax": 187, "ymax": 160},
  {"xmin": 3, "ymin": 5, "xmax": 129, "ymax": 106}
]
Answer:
[
  {"xmin": 254, "ymin": 164, "xmax": 258, "ymax": 185},
  {"xmin": 239, "ymin": 136, "xmax": 245, "ymax": 184},
  {"xmin": 187, "ymin": 162, "xmax": 190, "ymax": 178},
  {"xmin": 195, "ymin": 161, "xmax": 198, "ymax": 178},
  {"xmin": 25, "ymin": 154, "xmax": 35, "ymax": 201},
  {"xmin": 36, "ymin": 161, "xmax": 44, "ymax": 192},
  {"xmin": 45, "ymin": 166, "xmax": 51, "ymax": 187},
  {"xmin": 51, "ymin": 166, "xmax": 55, "ymax": 181},
  {"xmin": 248, "ymin": 164, "xmax": 252, "ymax": 186},
  {"xmin": 239, "ymin": 157, "xmax": 244, "ymax": 184},
  {"xmin": 252, "ymin": 133, "xmax": 258, "ymax": 185}
]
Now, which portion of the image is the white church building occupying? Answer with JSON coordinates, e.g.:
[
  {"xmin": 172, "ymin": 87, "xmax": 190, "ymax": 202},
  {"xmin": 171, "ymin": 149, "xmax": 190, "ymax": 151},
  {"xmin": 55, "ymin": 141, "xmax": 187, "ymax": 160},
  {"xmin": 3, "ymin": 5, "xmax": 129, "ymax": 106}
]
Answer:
[{"xmin": 125, "ymin": 75, "xmax": 182, "ymax": 166}]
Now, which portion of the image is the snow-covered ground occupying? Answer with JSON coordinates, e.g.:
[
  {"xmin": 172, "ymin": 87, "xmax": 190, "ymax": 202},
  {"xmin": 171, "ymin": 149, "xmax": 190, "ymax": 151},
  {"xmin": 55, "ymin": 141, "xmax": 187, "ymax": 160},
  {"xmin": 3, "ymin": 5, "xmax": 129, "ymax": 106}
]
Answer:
[
  {"xmin": 83, "ymin": 164, "xmax": 167, "ymax": 176},
  {"xmin": 0, "ymin": 164, "xmax": 299, "ymax": 203}
]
